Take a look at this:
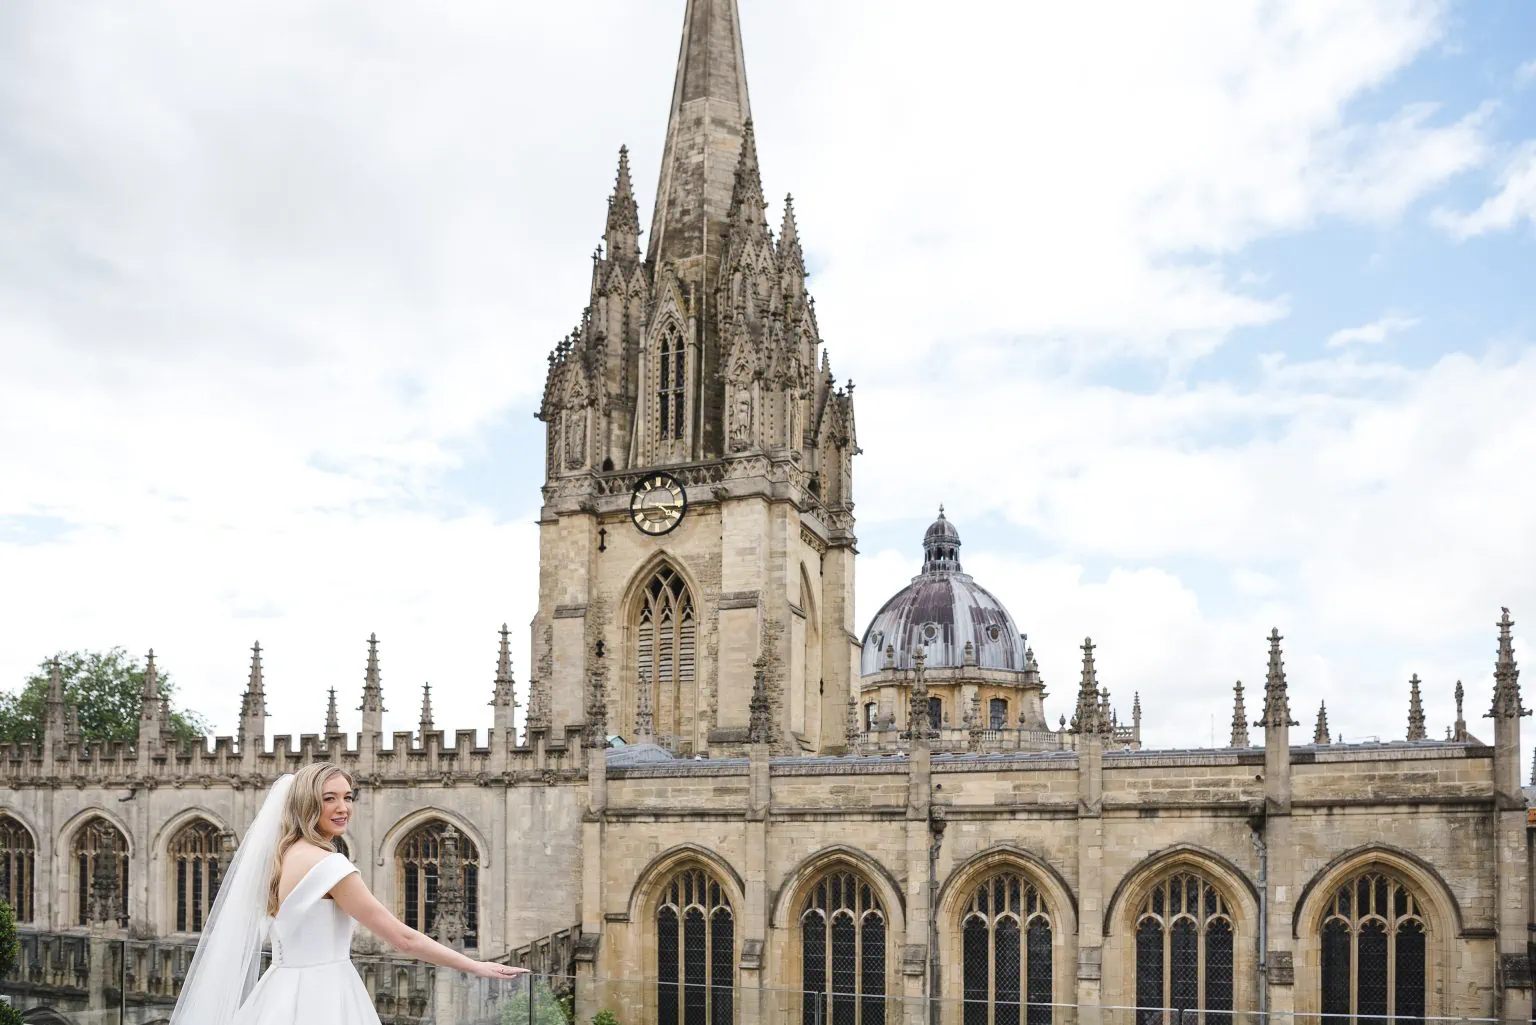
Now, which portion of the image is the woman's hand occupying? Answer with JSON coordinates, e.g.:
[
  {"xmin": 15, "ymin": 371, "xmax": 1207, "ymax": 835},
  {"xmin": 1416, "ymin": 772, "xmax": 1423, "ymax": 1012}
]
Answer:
[{"xmin": 469, "ymin": 962, "xmax": 531, "ymax": 980}]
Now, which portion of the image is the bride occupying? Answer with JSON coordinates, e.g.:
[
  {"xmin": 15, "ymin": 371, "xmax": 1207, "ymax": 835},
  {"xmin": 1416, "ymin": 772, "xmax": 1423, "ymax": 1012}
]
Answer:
[{"xmin": 171, "ymin": 762, "xmax": 527, "ymax": 1024}]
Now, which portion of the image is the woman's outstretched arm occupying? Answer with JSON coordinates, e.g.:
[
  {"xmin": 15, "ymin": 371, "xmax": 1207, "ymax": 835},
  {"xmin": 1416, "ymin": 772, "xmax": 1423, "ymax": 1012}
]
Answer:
[{"xmin": 329, "ymin": 873, "xmax": 527, "ymax": 980}]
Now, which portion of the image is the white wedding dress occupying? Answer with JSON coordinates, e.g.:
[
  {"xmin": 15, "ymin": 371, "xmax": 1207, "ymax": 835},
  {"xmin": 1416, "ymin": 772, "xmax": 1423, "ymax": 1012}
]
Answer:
[{"xmin": 231, "ymin": 853, "xmax": 380, "ymax": 1024}]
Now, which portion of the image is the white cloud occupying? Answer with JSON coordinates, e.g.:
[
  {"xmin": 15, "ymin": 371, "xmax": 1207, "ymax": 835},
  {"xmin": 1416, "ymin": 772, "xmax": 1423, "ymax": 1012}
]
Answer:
[
  {"xmin": 1434, "ymin": 141, "xmax": 1536, "ymax": 238},
  {"xmin": 1518, "ymin": 59, "xmax": 1536, "ymax": 87},
  {"xmin": 0, "ymin": 0, "xmax": 1526, "ymax": 769},
  {"xmin": 1327, "ymin": 314, "xmax": 1421, "ymax": 347}
]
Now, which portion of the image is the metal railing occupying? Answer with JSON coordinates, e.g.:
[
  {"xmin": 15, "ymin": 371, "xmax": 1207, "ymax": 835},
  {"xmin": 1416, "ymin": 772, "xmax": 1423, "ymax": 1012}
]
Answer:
[{"xmin": 4, "ymin": 963, "xmax": 1515, "ymax": 1025}]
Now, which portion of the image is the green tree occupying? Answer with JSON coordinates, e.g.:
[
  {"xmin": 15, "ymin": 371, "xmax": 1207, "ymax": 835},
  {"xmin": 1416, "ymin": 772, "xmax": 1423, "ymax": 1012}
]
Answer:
[
  {"xmin": 0, "ymin": 648, "xmax": 211, "ymax": 747},
  {"xmin": 499, "ymin": 978, "xmax": 574, "ymax": 1025},
  {"xmin": 0, "ymin": 899, "xmax": 21, "ymax": 1025}
]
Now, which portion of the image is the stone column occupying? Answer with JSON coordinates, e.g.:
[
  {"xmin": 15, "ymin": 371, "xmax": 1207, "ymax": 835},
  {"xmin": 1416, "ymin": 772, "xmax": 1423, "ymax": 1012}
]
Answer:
[
  {"xmin": 1489, "ymin": 610, "xmax": 1532, "ymax": 1019},
  {"xmin": 575, "ymin": 732, "xmax": 606, "ymax": 1025},
  {"xmin": 1258, "ymin": 629, "xmax": 1298, "ymax": 1012},
  {"xmin": 742, "ymin": 740, "xmax": 771, "ymax": 1025}
]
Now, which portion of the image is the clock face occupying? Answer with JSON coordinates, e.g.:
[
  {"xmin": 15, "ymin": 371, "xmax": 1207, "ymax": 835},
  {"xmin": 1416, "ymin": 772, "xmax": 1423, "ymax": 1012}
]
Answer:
[{"xmin": 630, "ymin": 472, "xmax": 688, "ymax": 536}]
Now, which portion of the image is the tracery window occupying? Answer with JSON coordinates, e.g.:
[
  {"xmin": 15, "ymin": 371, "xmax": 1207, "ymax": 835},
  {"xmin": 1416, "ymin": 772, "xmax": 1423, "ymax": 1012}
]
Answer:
[
  {"xmin": 801, "ymin": 871, "xmax": 886, "ymax": 1025},
  {"xmin": 658, "ymin": 328, "xmax": 685, "ymax": 441},
  {"xmin": 656, "ymin": 868, "xmax": 734, "ymax": 1025},
  {"xmin": 397, "ymin": 821, "xmax": 480, "ymax": 949},
  {"xmin": 961, "ymin": 871, "xmax": 1052, "ymax": 1025},
  {"xmin": 168, "ymin": 820, "xmax": 223, "ymax": 932},
  {"xmin": 73, "ymin": 818, "xmax": 129, "ymax": 927},
  {"xmin": 1319, "ymin": 871, "xmax": 1425, "ymax": 1023},
  {"xmin": 0, "ymin": 815, "xmax": 35, "ymax": 922},
  {"xmin": 637, "ymin": 566, "xmax": 696, "ymax": 742},
  {"xmin": 988, "ymin": 699, "xmax": 1008, "ymax": 730},
  {"xmin": 1134, "ymin": 873, "xmax": 1233, "ymax": 1025}
]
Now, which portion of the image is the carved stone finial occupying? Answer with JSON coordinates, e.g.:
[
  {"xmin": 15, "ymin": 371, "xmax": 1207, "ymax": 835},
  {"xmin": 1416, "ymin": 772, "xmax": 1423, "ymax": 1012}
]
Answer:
[
  {"xmin": 845, "ymin": 694, "xmax": 861, "ymax": 749},
  {"xmin": 418, "ymin": 683, "xmax": 435, "ymax": 742},
  {"xmin": 1256, "ymin": 628, "xmax": 1299, "ymax": 730},
  {"xmin": 359, "ymin": 633, "xmax": 386, "ymax": 716},
  {"xmin": 584, "ymin": 670, "xmax": 609, "ymax": 749},
  {"xmin": 1069, "ymin": 638, "xmax": 1111, "ymax": 736},
  {"xmin": 905, "ymin": 648, "xmax": 934, "ymax": 741},
  {"xmin": 491, "ymin": 623, "xmax": 518, "ymax": 713},
  {"xmin": 1487, "ymin": 607, "xmax": 1527, "ymax": 721},
  {"xmin": 429, "ymin": 826, "xmax": 468, "ymax": 950},
  {"xmin": 748, "ymin": 656, "xmax": 775, "ymax": 745},
  {"xmin": 1313, "ymin": 702, "xmax": 1331, "ymax": 745},
  {"xmin": 1406, "ymin": 674, "xmax": 1426, "ymax": 741},
  {"xmin": 1230, "ymin": 681, "xmax": 1250, "ymax": 747},
  {"xmin": 324, "ymin": 688, "xmax": 340, "ymax": 736},
  {"xmin": 1453, "ymin": 680, "xmax": 1469, "ymax": 741}
]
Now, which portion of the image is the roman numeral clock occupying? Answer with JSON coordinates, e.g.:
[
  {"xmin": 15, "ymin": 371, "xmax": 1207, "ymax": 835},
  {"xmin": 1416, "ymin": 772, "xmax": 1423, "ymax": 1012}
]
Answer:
[{"xmin": 629, "ymin": 471, "xmax": 688, "ymax": 536}]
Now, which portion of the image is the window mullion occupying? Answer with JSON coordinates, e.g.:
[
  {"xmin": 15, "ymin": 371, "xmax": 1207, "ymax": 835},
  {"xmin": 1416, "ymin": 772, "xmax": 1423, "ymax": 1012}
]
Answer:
[
  {"xmin": 1386, "ymin": 920, "xmax": 1397, "ymax": 1019},
  {"xmin": 1197, "ymin": 924, "xmax": 1205, "ymax": 1017},
  {"xmin": 1350, "ymin": 927, "xmax": 1359, "ymax": 1021}
]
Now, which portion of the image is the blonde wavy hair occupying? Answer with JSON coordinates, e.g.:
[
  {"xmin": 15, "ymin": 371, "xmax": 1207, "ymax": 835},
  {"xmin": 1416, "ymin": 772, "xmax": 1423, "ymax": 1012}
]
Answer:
[{"xmin": 266, "ymin": 762, "xmax": 354, "ymax": 916}]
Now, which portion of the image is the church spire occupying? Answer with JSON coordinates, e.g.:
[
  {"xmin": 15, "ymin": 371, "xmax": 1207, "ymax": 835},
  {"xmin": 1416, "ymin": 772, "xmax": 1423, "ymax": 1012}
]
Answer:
[
  {"xmin": 239, "ymin": 641, "xmax": 268, "ymax": 753},
  {"xmin": 647, "ymin": 0, "xmax": 752, "ymax": 278}
]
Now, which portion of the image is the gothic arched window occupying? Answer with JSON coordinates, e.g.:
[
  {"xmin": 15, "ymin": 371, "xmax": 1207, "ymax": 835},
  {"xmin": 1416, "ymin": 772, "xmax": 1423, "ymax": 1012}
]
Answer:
[
  {"xmin": 397, "ymin": 822, "xmax": 480, "ymax": 949},
  {"xmin": 0, "ymin": 815, "xmax": 35, "ymax": 922},
  {"xmin": 961, "ymin": 871, "xmax": 1052, "ymax": 1025},
  {"xmin": 72, "ymin": 818, "xmax": 129, "ymax": 927},
  {"xmin": 168, "ymin": 820, "xmax": 223, "ymax": 932},
  {"xmin": 636, "ymin": 566, "xmax": 696, "ymax": 744},
  {"xmin": 656, "ymin": 868, "xmax": 734, "ymax": 1025},
  {"xmin": 988, "ymin": 699, "xmax": 1008, "ymax": 730},
  {"xmin": 801, "ymin": 871, "xmax": 886, "ymax": 1025},
  {"xmin": 1134, "ymin": 873, "xmax": 1233, "ymax": 1025},
  {"xmin": 658, "ymin": 327, "xmax": 685, "ymax": 441},
  {"xmin": 1319, "ymin": 871, "xmax": 1425, "ymax": 1022}
]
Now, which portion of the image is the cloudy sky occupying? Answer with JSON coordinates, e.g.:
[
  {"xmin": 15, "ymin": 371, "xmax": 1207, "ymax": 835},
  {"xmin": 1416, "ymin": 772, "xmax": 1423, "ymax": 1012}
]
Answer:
[{"xmin": 2, "ymin": 1, "xmax": 1533, "ymax": 762}]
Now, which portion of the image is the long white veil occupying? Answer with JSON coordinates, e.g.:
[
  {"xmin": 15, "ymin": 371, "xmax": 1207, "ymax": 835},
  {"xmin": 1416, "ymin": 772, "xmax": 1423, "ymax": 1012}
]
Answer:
[{"xmin": 171, "ymin": 773, "xmax": 295, "ymax": 1024}]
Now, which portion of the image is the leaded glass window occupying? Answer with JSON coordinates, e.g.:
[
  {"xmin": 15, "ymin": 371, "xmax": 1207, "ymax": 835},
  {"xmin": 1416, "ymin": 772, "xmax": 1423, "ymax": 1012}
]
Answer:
[
  {"xmin": 801, "ymin": 872, "xmax": 885, "ymax": 1025},
  {"xmin": 961, "ymin": 871, "xmax": 1052, "ymax": 1025},
  {"xmin": 658, "ymin": 328, "xmax": 685, "ymax": 441},
  {"xmin": 168, "ymin": 820, "xmax": 223, "ymax": 932},
  {"xmin": 1318, "ymin": 871, "xmax": 1425, "ymax": 1024},
  {"xmin": 636, "ymin": 566, "xmax": 696, "ymax": 743},
  {"xmin": 0, "ymin": 815, "xmax": 35, "ymax": 922},
  {"xmin": 1134, "ymin": 873, "xmax": 1233, "ymax": 1025},
  {"xmin": 73, "ymin": 818, "xmax": 129, "ymax": 926},
  {"xmin": 657, "ymin": 868, "xmax": 734, "ymax": 1025},
  {"xmin": 397, "ymin": 821, "xmax": 480, "ymax": 949}
]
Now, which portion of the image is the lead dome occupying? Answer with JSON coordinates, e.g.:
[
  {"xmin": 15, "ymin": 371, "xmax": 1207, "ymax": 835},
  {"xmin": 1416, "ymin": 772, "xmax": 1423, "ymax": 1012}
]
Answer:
[{"xmin": 859, "ymin": 508, "xmax": 1026, "ymax": 676}]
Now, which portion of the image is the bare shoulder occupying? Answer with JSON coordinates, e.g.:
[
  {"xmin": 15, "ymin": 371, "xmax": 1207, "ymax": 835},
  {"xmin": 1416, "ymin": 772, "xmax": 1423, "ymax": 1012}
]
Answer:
[{"xmin": 277, "ymin": 842, "xmax": 339, "ymax": 902}]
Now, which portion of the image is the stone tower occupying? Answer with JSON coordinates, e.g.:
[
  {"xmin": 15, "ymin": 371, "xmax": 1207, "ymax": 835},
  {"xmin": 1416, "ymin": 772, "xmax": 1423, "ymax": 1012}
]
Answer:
[{"xmin": 530, "ymin": 0, "xmax": 859, "ymax": 755}]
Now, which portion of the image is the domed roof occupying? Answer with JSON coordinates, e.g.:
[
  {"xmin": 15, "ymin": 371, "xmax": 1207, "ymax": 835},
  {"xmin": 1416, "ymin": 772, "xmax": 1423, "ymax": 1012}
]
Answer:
[{"xmin": 859, "ymin": 509, "xmax": 1026, "ymax": 676}]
